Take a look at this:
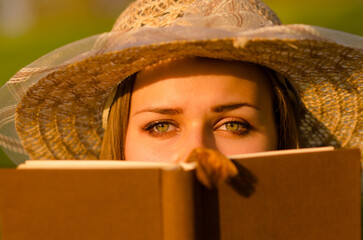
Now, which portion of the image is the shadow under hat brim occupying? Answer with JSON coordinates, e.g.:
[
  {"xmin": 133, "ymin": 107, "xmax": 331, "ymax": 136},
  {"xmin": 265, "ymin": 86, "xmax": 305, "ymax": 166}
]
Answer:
[{"xmin": 3, "ymin": 24, "xmax": 362, "ymax": 161}]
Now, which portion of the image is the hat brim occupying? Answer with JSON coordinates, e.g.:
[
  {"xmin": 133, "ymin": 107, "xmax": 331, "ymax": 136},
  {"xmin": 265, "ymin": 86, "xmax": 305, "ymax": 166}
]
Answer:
[{"xmin": 1, "ymin": 24, "xmax": 362, "ymax": 161}]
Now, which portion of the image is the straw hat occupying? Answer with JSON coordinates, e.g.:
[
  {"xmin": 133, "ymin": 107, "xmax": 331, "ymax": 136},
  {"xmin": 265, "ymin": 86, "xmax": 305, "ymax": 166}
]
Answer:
[{"xmin": 0, "ymin": 0, "xmax": 362, "ymax": 164}]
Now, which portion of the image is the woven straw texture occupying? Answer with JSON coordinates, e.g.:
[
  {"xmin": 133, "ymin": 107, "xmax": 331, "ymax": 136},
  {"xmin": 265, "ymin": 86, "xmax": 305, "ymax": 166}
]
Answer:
[{"xmin": 0, "ymin": 0, "xmax": 362, "ymax": 163}]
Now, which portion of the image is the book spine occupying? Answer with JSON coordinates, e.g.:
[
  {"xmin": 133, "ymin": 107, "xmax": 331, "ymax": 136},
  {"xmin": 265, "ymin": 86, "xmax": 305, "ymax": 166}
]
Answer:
[{"xmin": 161, "ymin": 169, "xmax": 197, "ymax": 240}]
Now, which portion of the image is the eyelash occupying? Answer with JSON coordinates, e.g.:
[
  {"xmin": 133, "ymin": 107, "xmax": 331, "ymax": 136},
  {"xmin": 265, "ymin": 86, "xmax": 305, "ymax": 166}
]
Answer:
[
  {"xmin": 143, "ymin": 119, "xmax": 253, "ymax": 138},
  {"xmin": 214, "ymin": 119, "xmax": 253, "ymax": 136},
  {"xmin": 143, "ymin": 120, "xmax": 178, "ymax": 137}
]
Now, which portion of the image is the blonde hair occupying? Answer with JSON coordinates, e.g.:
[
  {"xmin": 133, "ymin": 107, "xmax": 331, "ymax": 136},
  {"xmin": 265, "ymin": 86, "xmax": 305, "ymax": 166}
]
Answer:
[
  {"xmin": 100, "ymin": 63, "xmax": 299, "ymax": 160},
  {"xmin": 100, "ymin": 75, "xmax": 135, "ymax": 160},
  {"xmin": 264, "ymin": 67, "xmax": 299, "ymax": 149}
]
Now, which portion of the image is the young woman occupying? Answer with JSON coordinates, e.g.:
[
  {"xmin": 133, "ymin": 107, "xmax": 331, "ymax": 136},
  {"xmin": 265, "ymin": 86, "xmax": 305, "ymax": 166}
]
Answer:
[
  {"xmin": 0, "ymin": 0, "xmax": 361, "ymax": 168},
  {"xmin": 101, "ymin": 57, "xmax": 298, "ymax": 162}
]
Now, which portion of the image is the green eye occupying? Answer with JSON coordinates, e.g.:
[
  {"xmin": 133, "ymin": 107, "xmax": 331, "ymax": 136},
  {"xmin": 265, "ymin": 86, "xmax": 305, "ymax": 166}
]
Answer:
[
  {"xmin": 144, "ymin": 120, "xmax": 178, "ymax": 138},
  {"xmin": 215, "ymin": 120, "xmax": 252, "ymax": 136},
  {"xmin": 225, "ymin": 122, "xmax": 240, "ymax": 131},
  {"xmin": 155, "ymin": 123, "xmax": 170, "ymax": 132}
]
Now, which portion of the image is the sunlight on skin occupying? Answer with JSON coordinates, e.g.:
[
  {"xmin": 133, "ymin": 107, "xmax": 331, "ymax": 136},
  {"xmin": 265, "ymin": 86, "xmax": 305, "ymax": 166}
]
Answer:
[{"xmin": 125, "ymin": 58, "xmax": 277, "ymax": 163}]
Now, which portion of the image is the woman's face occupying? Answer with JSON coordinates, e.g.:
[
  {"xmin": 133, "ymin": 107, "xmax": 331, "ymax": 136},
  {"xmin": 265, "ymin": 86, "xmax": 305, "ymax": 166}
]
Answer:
[{"xmin": 125, "ymin": 58, "xmax": 277, "ymax": 162}]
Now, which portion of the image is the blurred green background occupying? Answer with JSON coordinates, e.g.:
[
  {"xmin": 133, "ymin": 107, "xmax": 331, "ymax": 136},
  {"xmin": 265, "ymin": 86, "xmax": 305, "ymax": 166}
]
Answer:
[{"xmin": 0, "ymin": 0, "xmax": 362, "ymax": 166}]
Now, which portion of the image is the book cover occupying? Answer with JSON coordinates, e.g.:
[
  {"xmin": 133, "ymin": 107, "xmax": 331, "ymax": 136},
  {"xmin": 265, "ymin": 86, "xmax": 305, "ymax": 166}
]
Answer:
[{"xmin": 0, "ymin": 148, "xmax": 360, "ymax": 240}]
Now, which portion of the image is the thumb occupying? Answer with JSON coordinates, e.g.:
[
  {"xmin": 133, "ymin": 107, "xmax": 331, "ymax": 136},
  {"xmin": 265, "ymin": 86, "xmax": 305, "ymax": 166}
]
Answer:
[{"xmin": 186, "ymin": 147, "xmax": 238, "ymax": 188}]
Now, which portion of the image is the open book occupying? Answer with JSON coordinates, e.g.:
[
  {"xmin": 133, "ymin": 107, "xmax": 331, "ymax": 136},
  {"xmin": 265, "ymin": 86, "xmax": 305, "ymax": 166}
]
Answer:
[{"xmin": 0, "ymin": 147, "xmax": 361, "ymax": 240}]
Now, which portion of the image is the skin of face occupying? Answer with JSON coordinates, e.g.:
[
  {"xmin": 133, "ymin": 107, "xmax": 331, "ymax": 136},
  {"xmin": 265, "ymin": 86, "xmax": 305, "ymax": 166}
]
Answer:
[{"xmin": 125, "ymin": 58, "xmax": 277, "ymax": 163}]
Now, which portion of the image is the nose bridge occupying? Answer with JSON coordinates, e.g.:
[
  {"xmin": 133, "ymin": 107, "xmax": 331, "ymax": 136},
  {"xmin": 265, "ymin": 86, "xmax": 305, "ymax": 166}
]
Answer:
[
  {"xmin": 190, "ymin": 122, "xmax": 216, "ymax": 147},
  {"xmin": 177, "ymin": 123, "xmax": 217, "ymax": 162}
]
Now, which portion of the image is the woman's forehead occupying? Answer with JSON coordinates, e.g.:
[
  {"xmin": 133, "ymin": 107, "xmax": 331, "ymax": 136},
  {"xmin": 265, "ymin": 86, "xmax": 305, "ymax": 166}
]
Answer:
[
  {"xmin": 134, "ymin": 57, "xmax": 271, "ymax": 90},
  {"xmin": 130, "ymin": 57, "xmax": 274, "ymax": 112}
]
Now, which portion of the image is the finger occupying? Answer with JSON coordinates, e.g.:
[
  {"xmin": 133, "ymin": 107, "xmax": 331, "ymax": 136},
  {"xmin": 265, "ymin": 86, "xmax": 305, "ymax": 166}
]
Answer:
[{"xmin": 186, "ymin": 148, "xmax": 238, "ymax": 188}]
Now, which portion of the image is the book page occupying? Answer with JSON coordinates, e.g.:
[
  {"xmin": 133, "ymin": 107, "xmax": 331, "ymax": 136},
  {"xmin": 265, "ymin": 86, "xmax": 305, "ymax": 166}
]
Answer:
[
  {"xmin": 17, "ymin": 147, "xmax": 334, "ymax": 169},
  {"xmin": 227, "ymin": 146, "xmax": 334, "ymax": 159},
  {"xmin": 18, "ymin": 160, "xmax": 196, "ymax": 170}
]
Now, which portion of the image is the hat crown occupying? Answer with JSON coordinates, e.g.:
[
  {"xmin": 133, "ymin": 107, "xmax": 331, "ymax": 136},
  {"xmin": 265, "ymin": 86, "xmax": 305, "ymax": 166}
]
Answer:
[{"xmin": 112, "ymin": 0, "xmax": 281, "ymax": 33}]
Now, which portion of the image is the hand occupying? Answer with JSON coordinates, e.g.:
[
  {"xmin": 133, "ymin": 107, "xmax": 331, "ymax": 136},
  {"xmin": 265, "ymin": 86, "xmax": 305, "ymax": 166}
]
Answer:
[{"xmin": 185, "ymin": 148, "xmax": 238, "ymax": 189}]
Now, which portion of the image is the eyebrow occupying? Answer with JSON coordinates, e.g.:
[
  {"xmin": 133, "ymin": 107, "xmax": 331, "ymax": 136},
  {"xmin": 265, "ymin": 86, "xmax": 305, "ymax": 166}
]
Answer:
[
  {"xmin": 134, "ymin": 107, "xmax": 183, "ymax": 116},
  {"xmin": 134, "ymin": 103, "xmax": 259, "ymax": 116},
  {"xmin": 211, "ymin": 103, "xmax": 260, "ymax": 113}
]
